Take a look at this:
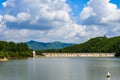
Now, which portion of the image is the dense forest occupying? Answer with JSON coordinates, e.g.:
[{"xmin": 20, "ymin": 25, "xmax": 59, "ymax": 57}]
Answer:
[
  {"xmin": 0, "ymin": 41, "xmax": 32, "ymax": 58},
  {"xmin": 61, "ymin": 36, "xmax": 120, "ymax": 56},
  {"xmin": 38, "ymin": 36, "xmax": 120, "ymax": 57}
]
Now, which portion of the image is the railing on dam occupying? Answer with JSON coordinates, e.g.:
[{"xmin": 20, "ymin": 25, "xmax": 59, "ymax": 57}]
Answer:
[{"xmin": 42, "ymin": 53, "xmax": 115, "ymax": 57}]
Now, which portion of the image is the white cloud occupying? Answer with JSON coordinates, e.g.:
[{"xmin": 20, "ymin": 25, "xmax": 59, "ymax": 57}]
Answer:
[
  {"xmin": 2, "ymin": 1, "xmax": 7, "ymax": 7},
  {"xmin": 1, "ymin": 0, "xmax": 119, "ymax": 43},
  {"xmin": 0, "ymin": 15, "xmax": 6, "ymax": 34},
  {"xmin": 80, "ymin": 0, "xmax": 120, "ymax": 25},
  {"xmin": 54, "ymin": 11, "xmax": 70, "ymax": 22},
  {"xmin": 2, "ymin": 0, "xmax": 71, "ymax": 30},
  {"xmin": 4, "ymin": 14, "xmax": 16, "ymax": 22},
  {"xmin": 4, "ymin": 12, "xmax": 31, "ymax": 23},
  {"xmin": 0, "ymin": 15, "xmax": 3, "ymax": 22},
  {"xmin": 0, "ymin": 0, "xmax": 94, "ymax": 43},
  {"xmin": 79, "ymin": 0, "xmax": 120, "ymax": 39},
  {"xmin": 16, "ymin": 12, "xmax": 31, "ymax": 23},
  {"xmin": 2, "ymin": 0, "xmax": 15, "ymax": 8},
  {"xmin": 80, "ymin": 6, "xmax": 96, "ymax": 20}
]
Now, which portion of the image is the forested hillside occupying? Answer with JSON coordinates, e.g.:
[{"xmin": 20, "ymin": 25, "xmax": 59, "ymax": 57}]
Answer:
[
  {"xmin": 60, "ymin": 36, "xmax": 120, "ymax": 56},
  {"xmin": 0, "ymin": 41, "xmax": 31, "ymax": 58}
]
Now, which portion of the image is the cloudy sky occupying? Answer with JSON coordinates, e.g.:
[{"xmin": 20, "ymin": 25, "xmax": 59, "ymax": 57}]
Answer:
[{"xmin": 0, "ymin": 0, "xmax": 120, "ymax": 43}]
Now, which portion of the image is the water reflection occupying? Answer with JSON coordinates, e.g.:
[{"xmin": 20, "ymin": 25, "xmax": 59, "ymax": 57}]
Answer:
[
  {"xmin": 107, "ymin": 77, "xmax": 111, "ymax": 80},
  {"xmin": 0, "ymin": 58, "xmax": 120, "ymax": 80}
]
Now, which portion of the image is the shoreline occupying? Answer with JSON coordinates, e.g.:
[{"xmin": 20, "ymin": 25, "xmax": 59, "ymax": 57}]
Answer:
[
  {"xmin": 0, "ymin": 57, "xmax": 8, "ymax": 62},
  {"xmin": 0, "ymin": 53, "xmax": 116, "ymax": 61}
]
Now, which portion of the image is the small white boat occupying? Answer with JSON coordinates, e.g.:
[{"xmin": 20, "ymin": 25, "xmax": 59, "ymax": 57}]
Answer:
[{"xmin": 106, "ymin": 72, "xmax": 111, "ymax": 78}]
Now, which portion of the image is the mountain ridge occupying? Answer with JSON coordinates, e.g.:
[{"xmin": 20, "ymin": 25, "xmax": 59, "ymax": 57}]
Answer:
[{"xmin": 26, "ymin": 40, "xmax": 74, "ymax": 50}]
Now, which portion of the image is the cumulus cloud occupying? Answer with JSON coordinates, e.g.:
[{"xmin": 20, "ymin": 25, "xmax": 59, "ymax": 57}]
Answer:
[
  {"xmin": 2, "ymin": 0, "xmax": 71, "ymax": 30},
  {"xmin": 80, "ymin": 6, "xmax": 96, "ymax": 20},
  {"xmin": 4, "ymin": 14, "xmax": 16, "ymax": 22},
  {"xmin": 0, "ymin": 0, "xmax": 96, "ymax": 43},
  {"xmin": 2, "ymin": 0, "xmax": 15, "ymax": 8},
  {"xmin": 0, "ymin": 15, "xmax": 3, "ymax": 21},
  {"xmin": 16, "ymin": 12, "xmax": 31, "ymax": 23},
  {"xmin": 1, "ymin": 0, "xmax": 118, "ymax": 43},
  {"xmin": 80, "ymin": 0, "xmax": 120, "ymax": 25}
]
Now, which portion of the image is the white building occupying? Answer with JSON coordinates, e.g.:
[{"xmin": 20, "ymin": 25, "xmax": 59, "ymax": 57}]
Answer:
[{"xmin": 32, "ymin": 51, "xmax": 36, "ymax": 57}]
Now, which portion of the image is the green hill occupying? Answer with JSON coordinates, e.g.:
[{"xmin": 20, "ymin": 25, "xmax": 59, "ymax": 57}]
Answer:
[{"xmin": 61, "ymin": 36, "xmax": 120, "ymax": 55}]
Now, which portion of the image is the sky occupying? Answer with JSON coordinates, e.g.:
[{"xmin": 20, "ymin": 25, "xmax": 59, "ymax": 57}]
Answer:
[{"xmin": 0, "ymin": 0, "xmax": 120, "ymax": 43}]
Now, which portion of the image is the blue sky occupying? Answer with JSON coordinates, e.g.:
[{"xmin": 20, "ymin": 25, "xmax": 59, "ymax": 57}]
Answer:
[
  {"xmin": 0, "ymin": 0, "xmax": 6, "ymax": 4},
  {"xmin": 0, "ymin": 0, "xmax": 6, "ymax": 14},
  {"xmin": 68, "ymin": 0, "xmax": 120, "ymax": 16},
  {"xmin": 0, "ymin": 0, "xmax": 120, "ymax": 43},
  {"xmin": 67, "ymin": 0, "xmax": 88, "ymax": 16}
]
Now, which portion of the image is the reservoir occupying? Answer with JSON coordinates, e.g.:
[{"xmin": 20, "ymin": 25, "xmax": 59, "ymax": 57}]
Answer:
[{"xmin": 0, "ymin": 57, "xmax": 120, "ymax": 80}]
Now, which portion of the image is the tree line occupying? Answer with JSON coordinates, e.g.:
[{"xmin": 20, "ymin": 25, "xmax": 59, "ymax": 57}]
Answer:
[{"xmin": 0, "ymin": 41, "xmax": 32, "ymax": 58}]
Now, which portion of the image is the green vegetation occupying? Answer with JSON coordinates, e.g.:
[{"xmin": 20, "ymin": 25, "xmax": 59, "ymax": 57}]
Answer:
[
  {"xmin": 1, "ymin": 36, "xmax": 120, "ymax": 58},
  {"xmin": 0, "ymin": 41, "xmax": 32, "ymax": 58},
  {"xmin": 114, "ymin": 43, "xmax": 120, "ymax": 57},
  {"xmin": 60, "ymin": 36, "xmax": 120, "ymax": 56},
  {"xmin": 37, "ymin": 36, "xmax": 120, "ymax": 57}
]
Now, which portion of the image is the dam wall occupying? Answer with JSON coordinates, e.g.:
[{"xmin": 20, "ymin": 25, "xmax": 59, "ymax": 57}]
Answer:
[{"xmin": 42, "ymin": 53, "xmax": 115, "ymax": 57}]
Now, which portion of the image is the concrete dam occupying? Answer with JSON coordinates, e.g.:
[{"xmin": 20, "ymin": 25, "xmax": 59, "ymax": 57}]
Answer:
[{"xmin": 42, "ymin": 53, "xmax": 115, "ymax": 57}]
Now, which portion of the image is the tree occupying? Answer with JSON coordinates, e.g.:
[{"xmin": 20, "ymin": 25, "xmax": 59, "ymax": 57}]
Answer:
[
  {"xmin": 8, "ymin": 42, "xmax": 17, "ymax": 52},
  {"xmin": 115, "ymin": 49, "xmax": 120, "ymax": 57},
  {"xmin": 17, "ymin": 43, "xmax": 29, "ymax": 52},
  {"xmin": 0, "ymin": 41, "xmax": 31, "ymax": 58}
]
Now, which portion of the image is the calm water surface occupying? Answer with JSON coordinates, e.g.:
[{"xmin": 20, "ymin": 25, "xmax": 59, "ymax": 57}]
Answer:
[{"xmin": 0, "ymin": 57, "xmax": 120, "ymax": 80}]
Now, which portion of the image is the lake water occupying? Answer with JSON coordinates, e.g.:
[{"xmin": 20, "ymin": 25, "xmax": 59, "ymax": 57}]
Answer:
[{"xmin": 0, "ymin": 57, "xmax": 120, "ymax": 80}]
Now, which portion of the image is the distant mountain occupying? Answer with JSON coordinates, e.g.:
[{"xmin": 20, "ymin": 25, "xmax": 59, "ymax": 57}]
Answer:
[{"xmin": 26, "ymin": 40, "xmax": 74, "ymax": 50}]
